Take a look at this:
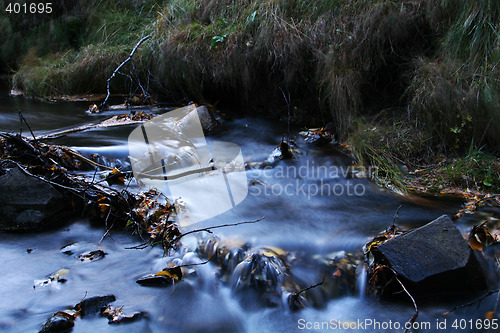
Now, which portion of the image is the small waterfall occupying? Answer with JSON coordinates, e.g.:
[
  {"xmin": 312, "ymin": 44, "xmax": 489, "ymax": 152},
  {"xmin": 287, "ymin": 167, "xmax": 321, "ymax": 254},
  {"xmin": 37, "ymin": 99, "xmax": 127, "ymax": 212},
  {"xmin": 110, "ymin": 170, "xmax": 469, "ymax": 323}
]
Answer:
[{"xmin": 355, "ymin": 263, "xmax": 367, "ymax": 299}]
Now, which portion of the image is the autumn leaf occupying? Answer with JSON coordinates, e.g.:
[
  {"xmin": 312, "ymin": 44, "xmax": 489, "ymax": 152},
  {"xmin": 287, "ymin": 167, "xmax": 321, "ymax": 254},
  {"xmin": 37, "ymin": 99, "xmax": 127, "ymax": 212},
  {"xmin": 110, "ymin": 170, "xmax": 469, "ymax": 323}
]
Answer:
[
  {"xmin": 99, "ymin": 203, "xmax": 110, "ymax": 212},
  {"xmin": 106, "ymin": 167, "xmax": 125, "ymax": 185}
]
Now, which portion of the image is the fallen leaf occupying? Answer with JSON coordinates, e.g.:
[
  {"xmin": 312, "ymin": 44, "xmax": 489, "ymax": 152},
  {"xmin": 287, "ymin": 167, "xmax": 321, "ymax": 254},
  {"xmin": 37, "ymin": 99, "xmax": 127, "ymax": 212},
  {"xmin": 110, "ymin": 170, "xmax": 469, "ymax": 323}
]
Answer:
[{"xmin": 485, "ymin": 311, "xmax": 495, "ymax": 320}]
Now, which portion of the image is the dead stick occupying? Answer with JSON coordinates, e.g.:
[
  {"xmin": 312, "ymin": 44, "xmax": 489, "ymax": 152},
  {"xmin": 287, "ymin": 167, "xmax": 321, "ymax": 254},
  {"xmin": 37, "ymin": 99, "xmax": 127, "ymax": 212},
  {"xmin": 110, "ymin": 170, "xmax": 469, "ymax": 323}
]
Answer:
[
  {"xmin": 444, "ymin": 289, "xmax": 500, "ymax": 315},
  {"xmin": 389, "ymin": 268, "xmax": 418, "ymax": 333},
  {"xmin": 294, "ymin": 278, "xmax": 325, "ymax": 297},
  {"xmin": 169, "ymin": 257, "xmax": 213, "ymax": 269},
  {"xmin": 18, "ymin": 110, "xmax": 38, "ymax": 145},
  {"xmin": 126, "ymin": 217, "xmax": 266, "ymax": 250},
  {"xmin": 175, "ymin": 216, "xmax": 266, "ymax": 241},
  {"xmin": 61, "ymin": 147, "xmax": 114, "ymax": 170},
  {"xmin": 101, "ymin": 35, "xmax": 152, "ymax": 108}
]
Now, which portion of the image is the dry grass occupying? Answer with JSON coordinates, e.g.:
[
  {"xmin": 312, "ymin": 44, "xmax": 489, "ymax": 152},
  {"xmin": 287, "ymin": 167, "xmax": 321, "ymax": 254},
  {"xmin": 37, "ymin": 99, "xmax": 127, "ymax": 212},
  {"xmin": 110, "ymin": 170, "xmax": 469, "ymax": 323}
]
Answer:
[{"xmin": 7, "ymin": 0, "xmax": 500, "ymax": 180}]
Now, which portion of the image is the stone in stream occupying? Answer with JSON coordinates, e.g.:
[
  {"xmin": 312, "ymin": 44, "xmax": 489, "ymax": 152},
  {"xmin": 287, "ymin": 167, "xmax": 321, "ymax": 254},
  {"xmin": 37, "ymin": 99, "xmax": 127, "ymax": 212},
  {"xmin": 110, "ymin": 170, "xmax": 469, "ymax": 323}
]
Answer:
[
  {"xmin": 195, "ymin": 105, "xmax": 223, "ymax": 134},
  {"xmin": 39, "ymin": 311, "xmax": 75, "ymax": 333},
  {"xmin": 0, "ymin": 166, "xmax": 71, "ymax": 232},
  {"xmin": 231, "ymin": 251, "xmax": 288, "ymax": 308},
  {"xmin": 368, "ymin": 215, "xmax": 492, "ymax": 298},
  {"xmin": 74, "ymin": 295, "xmax": 116, "ymax": 317}
]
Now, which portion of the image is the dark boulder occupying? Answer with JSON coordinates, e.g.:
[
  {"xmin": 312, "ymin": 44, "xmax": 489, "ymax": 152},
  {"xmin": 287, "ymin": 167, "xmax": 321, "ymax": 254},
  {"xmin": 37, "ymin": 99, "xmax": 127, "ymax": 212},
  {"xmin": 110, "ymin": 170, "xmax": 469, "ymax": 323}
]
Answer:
[
  {"xmin": 75, "ymin": 295, "xmax": 116, "ymax": 317},
  {"xmin": 0, "ymin": 166, "xmax": 72, "ymax": 232},
  {"xmin": 368, "ymin": 215, "xmax": 492, "ymax": 298},
  {"xmin": 196, "ymin": 105, "xmax": 222, "ymax": 134}
]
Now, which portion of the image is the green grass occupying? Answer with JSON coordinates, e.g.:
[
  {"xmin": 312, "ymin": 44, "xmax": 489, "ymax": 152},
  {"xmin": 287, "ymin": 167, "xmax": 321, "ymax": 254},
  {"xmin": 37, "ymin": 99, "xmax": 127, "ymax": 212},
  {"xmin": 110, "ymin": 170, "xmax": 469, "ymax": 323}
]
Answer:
[
  {"xmin": 7, "ymin": 0, "xmax": 160, "ymax": 96},
  {"xmin": 440, "ymin": 148, "xmax": 500, "ymax": 193}
]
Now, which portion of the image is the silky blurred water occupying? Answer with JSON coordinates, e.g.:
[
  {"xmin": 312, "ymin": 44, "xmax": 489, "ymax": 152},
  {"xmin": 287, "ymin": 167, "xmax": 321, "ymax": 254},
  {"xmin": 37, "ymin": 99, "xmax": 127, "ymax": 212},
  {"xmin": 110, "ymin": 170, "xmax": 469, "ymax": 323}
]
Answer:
[{"xmin": 0, "ymin": 83, "xmax": 497, "ymax": 332}]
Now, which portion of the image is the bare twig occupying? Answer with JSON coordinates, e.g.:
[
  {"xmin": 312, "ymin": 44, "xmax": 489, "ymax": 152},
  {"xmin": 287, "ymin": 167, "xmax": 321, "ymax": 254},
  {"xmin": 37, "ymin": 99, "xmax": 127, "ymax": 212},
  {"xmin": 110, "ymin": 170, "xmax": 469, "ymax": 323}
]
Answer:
[
  {"xmin": 389, "ymin": 268, "xmax": 418, "ymax": 333},
  {"xmin": 101, "ymin": 35, "xmax": 152, "ymax": 109},
  {"xmin": 126, "ymin": 217, "xmax": 265, "ymax": 251},
  {"xmin": 444, "ymin": 289, "xmax": 500, "ymax": 315},
  {"xmin": 294, "ymin": 278, "xmax": 325, "ymax": 297},
  {"xmin": 18, "ymin": 110, "xmax": 38, "ymax": 145},
  {"xmin": 169, "ymin": 257, "xmax": 213, "ymax": 269},
  {"xmin": 278, "ymin": 86, "xmax": 291, "ymax": 140},
  {"xmin": 174, "ymin": 216, "xmax": 266, "ymax": 242},
  {"xmin": 393, "ymin": 204, "xmax": 403, "ymax": 224}
]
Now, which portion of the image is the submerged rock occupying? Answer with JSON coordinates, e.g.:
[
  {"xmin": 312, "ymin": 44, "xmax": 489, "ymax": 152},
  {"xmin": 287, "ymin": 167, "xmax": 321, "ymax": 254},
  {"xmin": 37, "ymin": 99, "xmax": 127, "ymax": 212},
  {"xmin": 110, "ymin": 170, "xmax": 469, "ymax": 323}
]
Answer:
[
  {"xmin": 231, "ymin": 251, "xmax": 288, "ymax": 308},
  {"xmin": 39, "ymin": 311, "xmax": 75, "ymax": 333},
  {"xmin": 367, "ymin": 215, "xmax": 492, "ymax": 298},
  {"xmin": 0, "ymin": 166, "xmax": 72, "ymax": 231},
  {"xmin": 196, "ymin": 105, "xmax": 223, "ymax": 134},
  {"xmin": 78, "ymin": 250, "xmax": 106, "ymax": 262},
  {"xmin": 75, "ymin": 295, "xmax": 116, "ymax": 317}
]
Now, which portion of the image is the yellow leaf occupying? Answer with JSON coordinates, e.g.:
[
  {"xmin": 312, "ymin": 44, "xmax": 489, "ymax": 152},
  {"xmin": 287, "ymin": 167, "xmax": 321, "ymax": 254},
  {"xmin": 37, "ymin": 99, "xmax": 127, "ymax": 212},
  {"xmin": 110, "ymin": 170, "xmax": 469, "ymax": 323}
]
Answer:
[{"xmin": 155, "ymin": 270, "xmax": 173, "ymax": 278}]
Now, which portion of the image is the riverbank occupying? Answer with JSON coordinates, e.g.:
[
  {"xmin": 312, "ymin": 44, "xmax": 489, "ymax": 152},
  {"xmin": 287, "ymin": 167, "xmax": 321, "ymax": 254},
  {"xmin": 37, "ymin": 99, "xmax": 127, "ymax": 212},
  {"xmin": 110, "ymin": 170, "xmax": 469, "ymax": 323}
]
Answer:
[{"xmin": 2, "ymin": 0, "xmax": 499, "ymax": 197}]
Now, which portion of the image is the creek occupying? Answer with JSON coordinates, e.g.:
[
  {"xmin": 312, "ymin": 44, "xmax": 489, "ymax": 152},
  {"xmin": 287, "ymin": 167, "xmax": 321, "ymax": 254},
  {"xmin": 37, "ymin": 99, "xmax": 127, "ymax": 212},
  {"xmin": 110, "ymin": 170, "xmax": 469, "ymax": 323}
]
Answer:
[{"xmin": 0, "ymin": 81, "xmax": 497, "ymax": 332}]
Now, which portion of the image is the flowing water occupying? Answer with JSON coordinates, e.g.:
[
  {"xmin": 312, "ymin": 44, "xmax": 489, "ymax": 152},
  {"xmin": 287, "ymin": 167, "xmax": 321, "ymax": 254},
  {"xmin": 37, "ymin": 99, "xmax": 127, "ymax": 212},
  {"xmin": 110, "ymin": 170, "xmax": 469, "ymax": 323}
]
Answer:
[{"xmin": 1, "ymin": 80, "xmax": 498, "ymax": 332}]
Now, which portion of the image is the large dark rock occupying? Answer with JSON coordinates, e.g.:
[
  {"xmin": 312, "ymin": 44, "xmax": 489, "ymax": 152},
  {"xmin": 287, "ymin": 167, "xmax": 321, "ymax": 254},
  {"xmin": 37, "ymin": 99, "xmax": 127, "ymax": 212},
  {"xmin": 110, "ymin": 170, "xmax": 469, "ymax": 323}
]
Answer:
[
  {"xmin": 370, "ymin": 215, "xmax": 492, "ymax": 298},
  {"xmin": 0, "ymin": 166, "xmax": 71, "ymax": 232}
]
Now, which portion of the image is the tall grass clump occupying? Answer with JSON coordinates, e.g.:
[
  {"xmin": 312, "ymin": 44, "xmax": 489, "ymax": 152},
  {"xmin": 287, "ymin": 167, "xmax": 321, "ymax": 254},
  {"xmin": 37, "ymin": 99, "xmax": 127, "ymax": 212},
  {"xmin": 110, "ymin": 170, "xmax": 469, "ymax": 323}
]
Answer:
[
  {"xmin": 409, "ymin": 0, "xmax": 500, "ymax": 153},
  {"xmin": 151, "ymin": 0, "xmax": 432, "ymax": 130}
]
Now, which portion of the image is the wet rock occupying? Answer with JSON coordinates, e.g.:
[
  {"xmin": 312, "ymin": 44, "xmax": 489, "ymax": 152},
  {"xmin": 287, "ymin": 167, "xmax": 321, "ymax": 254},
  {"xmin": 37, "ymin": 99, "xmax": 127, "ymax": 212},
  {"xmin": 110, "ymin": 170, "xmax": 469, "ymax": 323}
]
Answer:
[
  {"xmin": 39, "ymin": 311, "xmax": 75, "ymax": 333},
  {"xmin": 368, "ymin": 215, "xmax": 491, "ymax": 298},
  {"xmin": 197, "ymin": 237, "xmax": 249, "ymax": 281},
  {"xmin": 174, "ymin": 104, "xmax": 222, "ymax": 135},
  {"xmin": 75, "ymin": 295, "xmax": 116, "ymax": 317},
  {"xmin": 34, "ymin": 268, "xmax": 70, "ymax": 289},
  {"xmin": 136, "ymin": 273, "xmax": 175, "ymax": 286},
  {"xmin": 195, "ymin": 105, "xmax": 223, "ymax": 134},
  {"xmin": 231, "ymin": 251, "xmax": 288, "ymax": 308},
  {"xmin": 0, "ymin": 166, "xmax": 71, "ymax": 232},
  {"xmin": 78, "ymin": 250, "xmax": 106, "ymax": 262},
  {"xmin": 267, "ymin": 140, "xmax": 297, "ymax": 164}
]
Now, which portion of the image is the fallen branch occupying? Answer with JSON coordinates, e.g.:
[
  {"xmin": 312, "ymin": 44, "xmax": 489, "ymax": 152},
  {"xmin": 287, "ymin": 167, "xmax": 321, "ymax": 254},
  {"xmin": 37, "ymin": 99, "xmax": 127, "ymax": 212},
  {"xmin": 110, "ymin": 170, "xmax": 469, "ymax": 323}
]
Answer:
[
  {"xmin": 34, "ymin": 115, "xmax": 149, "ymax": 141},
  {"xmin": 61, "ymin": 147, "xmax": 114, "ymax": 170},
  {"xmin": 101, "ymin": 35, "xmax": 152, "ymax": 109}
]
